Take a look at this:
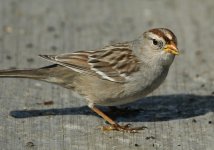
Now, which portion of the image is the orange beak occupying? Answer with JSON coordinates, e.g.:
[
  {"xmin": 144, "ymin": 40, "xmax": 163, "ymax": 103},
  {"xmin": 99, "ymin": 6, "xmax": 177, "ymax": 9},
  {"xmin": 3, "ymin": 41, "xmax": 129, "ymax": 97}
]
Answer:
[{"xmin": 164, "ymin": 42, "xmax": 179, "ymax": 55}]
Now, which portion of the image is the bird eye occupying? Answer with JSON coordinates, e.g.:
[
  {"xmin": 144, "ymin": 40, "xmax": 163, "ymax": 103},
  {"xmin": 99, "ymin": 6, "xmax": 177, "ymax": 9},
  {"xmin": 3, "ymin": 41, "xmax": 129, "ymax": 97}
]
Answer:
[
  {"xmin": 152, "ymin": 39, "xmax": 163, "ymax": 49},
  {"xmin": 152, "ymin": 39, "xmax": 158, "ymax": 45}
]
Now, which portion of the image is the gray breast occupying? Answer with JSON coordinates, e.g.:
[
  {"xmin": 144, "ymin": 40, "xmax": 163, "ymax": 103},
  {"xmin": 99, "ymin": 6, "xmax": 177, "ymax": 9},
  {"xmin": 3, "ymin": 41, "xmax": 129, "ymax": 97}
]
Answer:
[{"xmin": 99, "ymin": 65, "xmax": 169, "ymax": 106}]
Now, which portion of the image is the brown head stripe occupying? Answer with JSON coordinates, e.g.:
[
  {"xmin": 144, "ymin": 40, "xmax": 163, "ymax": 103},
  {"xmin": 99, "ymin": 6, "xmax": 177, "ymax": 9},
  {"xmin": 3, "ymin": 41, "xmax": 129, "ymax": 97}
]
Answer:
[{"xmin": 148, "ymin": 28, "xmax": 177, "ymax": 45}]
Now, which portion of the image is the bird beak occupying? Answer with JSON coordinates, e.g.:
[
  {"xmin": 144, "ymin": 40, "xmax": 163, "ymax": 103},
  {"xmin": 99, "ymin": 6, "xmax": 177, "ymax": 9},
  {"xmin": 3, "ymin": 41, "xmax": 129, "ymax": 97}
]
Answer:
[{"xmin": 164, "ymin": 43, "xmax": 179, "ymax": 55}]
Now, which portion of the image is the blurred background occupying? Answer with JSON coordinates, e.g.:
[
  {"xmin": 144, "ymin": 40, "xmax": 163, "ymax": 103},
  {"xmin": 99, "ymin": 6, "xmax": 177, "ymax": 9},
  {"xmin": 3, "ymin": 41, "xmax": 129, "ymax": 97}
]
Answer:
[{"xmin": 0, "ymin": 0, "xmax": 214, "ymax": 149}]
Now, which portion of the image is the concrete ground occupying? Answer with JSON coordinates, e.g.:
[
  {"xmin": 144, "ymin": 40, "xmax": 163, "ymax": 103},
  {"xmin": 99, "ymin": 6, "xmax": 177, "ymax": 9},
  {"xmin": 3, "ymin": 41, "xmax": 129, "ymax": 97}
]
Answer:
[{"xmin": 0, "ymin": 0, "xmax": 214, "ymax": 149}]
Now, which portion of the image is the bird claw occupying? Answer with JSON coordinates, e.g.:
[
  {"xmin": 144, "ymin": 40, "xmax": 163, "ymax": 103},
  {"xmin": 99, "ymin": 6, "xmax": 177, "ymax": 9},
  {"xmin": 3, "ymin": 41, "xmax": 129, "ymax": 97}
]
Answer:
[{"xmin": 100, "ymin": 123, "xmax": 147, "ymax": 133}]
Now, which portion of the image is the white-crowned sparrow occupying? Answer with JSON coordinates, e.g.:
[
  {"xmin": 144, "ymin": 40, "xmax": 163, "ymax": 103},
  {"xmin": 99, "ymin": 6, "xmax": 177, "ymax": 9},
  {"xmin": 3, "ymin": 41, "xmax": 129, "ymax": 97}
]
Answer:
[{"xmin": 0, "ymin": 28, "xmax": 179, "ymax": 132}]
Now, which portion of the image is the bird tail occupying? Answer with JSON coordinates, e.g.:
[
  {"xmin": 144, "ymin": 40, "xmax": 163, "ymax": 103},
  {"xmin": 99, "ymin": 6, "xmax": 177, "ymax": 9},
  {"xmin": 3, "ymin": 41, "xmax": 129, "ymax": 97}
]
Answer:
[
  {"xmin": 0, "ymin": 64, "xmax": 61, "ymax": 80},
  {"xmin": 0, "ymin": 64, "xmax": 76, "ymax": 87},
  {"xmin": 0, "ymin": 68, "xmax": 47, "ymax": 80}
]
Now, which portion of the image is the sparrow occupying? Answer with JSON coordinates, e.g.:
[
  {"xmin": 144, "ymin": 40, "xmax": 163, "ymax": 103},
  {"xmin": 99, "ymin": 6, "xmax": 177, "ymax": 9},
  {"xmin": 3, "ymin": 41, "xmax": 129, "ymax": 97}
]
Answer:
[{"xmin": 0, "ymin": 28, "xmax": 179, "ymax": 133}]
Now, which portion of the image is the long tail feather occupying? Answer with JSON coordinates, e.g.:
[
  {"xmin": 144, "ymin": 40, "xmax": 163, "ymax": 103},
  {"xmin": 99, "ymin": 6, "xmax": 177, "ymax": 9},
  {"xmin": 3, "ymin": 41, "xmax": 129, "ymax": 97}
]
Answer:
[
  {"xmin": 0, "ymin": 69, "xmax": 47, "ymax": 80},
  {"xmin": 0, "ymin": 64, "xmax": 77, "ymax": 89}
]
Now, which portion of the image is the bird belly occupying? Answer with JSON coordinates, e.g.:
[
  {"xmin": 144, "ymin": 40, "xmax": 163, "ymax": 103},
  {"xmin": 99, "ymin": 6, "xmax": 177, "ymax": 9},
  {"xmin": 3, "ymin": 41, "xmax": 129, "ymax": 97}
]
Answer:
[{"xmin": 95, "ymin": 67, "xmax": 169, "ymax": 106}]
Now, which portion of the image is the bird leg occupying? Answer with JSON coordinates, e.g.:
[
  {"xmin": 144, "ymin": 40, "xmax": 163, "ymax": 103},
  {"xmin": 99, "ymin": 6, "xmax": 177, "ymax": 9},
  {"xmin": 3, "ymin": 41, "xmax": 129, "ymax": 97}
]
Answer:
[{"xmin": 90, "ymin": 105, "xmax": 146, "ymax": 133}]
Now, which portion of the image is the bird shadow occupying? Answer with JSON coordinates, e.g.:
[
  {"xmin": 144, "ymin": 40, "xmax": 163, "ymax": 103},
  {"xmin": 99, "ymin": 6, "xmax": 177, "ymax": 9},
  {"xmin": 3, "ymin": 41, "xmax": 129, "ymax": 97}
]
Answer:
[{"xmin": 10, "ymin": 94, "xmax": 214, "ymax": 122}]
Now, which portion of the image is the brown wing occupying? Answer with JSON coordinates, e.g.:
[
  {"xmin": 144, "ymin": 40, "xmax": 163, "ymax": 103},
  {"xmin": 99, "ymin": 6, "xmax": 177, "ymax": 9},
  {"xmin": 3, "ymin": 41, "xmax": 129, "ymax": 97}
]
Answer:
[{"xmin": 39, "ymin": 44, "xmax": 140, "ymax": 83}]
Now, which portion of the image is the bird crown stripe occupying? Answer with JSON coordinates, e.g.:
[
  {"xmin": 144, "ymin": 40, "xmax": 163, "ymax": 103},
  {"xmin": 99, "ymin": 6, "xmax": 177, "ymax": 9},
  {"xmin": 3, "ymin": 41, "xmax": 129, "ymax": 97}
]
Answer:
[{"xmin": 149, "ymin": 29, "xmax": 171, "ymax": 44}]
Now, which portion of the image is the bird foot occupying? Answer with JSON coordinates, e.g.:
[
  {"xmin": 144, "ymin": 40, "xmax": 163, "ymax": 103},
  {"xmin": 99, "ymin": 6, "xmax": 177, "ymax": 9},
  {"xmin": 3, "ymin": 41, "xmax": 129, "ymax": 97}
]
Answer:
[{"xmin": 100, "ymin": 123, "xmax": 147, "ymax": 133}]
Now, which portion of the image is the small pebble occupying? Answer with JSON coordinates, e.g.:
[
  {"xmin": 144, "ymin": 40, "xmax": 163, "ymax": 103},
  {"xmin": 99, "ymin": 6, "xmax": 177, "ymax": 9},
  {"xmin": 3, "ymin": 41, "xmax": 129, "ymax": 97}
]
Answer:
[
  {"xmin": 27, "ymin": 58, "xmax": 34, "ymax": 63},
  {"xmin": 201, "ymin": 84, "xmax": 205, "ymax": 88},
  {"xmin": 152, "ymin": 142, "xmax": 160, "ymax": 147},
  {"xmin": 47, "ymin": 26, "xmax": 55, "ymax": 32},
  {"xmin": 26, "ymin": 43, "xmax": 33, "ymax": 48},
  {"xmin": 192, "ymin": 119, "xmax": 197, "ymax": 123},
  {"xmin": 3, "ymin": 25, "xmax": 13, "ymax": 33},
  {"xmin": 35, "ymin": 83, "xmax": 42, "ymax": 87},
  {"xmin": 26, "ymin": 142, "xmax": 35, "ymax": 147},
  {"xmin": 145, "ymin": 136, "xmax": 155, "ymax": 140},
  {"xmin": 44, "ymin": 101, "xmax": 54, "ymax": 105},
  {"xmin": 51, "ymin": 46, "xmax": 57, "ymax": 51},
  {"xmin": 6, "ymin": 55, "xmax": 12, "ymax": 60}
]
